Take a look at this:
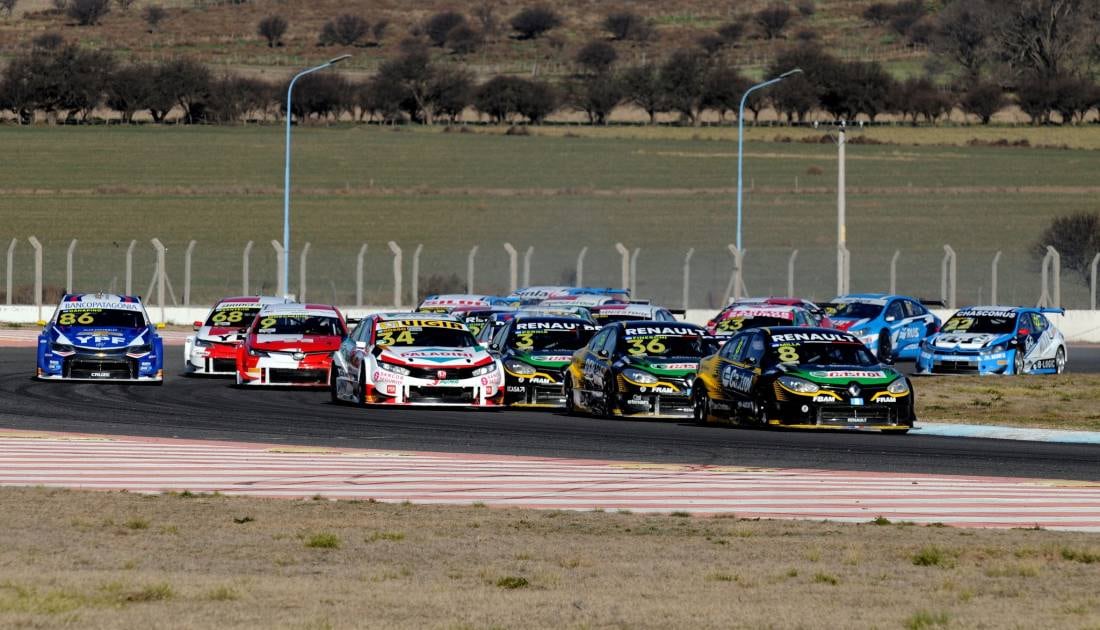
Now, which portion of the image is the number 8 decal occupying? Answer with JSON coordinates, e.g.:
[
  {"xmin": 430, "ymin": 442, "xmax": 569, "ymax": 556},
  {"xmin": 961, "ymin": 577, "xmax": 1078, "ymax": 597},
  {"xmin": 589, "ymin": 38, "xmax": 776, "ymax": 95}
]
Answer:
[{"xmin": 777, "ymin": 345, "xmax": 799, "ymax": 363}]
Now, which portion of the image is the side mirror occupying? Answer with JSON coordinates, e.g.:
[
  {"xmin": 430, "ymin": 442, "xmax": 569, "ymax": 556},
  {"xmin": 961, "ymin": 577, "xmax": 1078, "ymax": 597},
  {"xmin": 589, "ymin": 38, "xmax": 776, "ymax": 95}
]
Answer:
[
  {"xmin": 193, "ymin": 320, "xmax": 202, "ymax": 330},
  {"xmin": 884, "ymin": 315, "xmax": 896, "ymax": 323},
  {"xmin": 36, "ymin": 320, "xmax": 47, "ymax": 327},
  {"xmin": 155, "ymin": 322, "xmax": 166, "ymax": 330},
  {"xmin": 596, "ymin": 349, "xmax": 610, "ymax": 360}
]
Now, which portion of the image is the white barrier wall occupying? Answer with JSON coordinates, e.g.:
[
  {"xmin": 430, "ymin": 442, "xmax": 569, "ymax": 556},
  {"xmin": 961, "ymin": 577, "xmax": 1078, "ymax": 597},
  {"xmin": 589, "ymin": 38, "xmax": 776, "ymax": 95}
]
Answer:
[{"xmin": 3, "ymin": 305, "xmax": 1098, "ymax": 343}]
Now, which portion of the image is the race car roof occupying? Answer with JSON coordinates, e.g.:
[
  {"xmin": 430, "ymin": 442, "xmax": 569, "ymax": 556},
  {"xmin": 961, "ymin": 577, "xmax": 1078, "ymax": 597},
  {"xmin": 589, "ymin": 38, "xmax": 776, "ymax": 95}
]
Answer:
[
  {"xmin": 376, "ymin": 311, "xmax": 458, "ymax": 322},
  {"xmin": 763, "ymin": 327, "xmax": 861, "ymax": 344},
  {"xmin": 540, "ymin": 295, "xmax": 622, "ymax": 308},
  {"xmin": 952, "ymin": 306, "xmax": 1021, "ymax": 317},
  {"xmin": 621, "ymin": 321, "xmax": 705, "ymax": 337},
  {"xmin": 591, "ymin": 303, "xmax": 663, "ymax": 314},
  {"xmin": 258, "ymin": 303, "xmax": 341, "ymax": 317},
  {"xmin": 513, "ymin": 316, "xmax": 598, "ymax": 330},
  {"xmin": 58, "ymin": 293, "xmax": 144, "ymax": 311},
  {"xmin": 832, "ymin": 294, "xmax": 890, "ymax": 306},
  {"xmin": 507, "ymin": 286, "xmax": 573, "ymax": 299},
  {"xmin": 721, "ymin": 305, "xmax": 798, "ymax": 319},
  {"xmin": 213, "ymin": 296, "xmax": 294, "ymax": 308}
]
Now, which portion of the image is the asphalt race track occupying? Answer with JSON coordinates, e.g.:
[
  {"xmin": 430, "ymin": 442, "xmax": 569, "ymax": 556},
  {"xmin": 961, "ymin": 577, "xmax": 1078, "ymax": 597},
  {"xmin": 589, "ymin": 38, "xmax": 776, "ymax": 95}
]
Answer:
[{"xmin": 2, "ymin": 347, "xmax": 1099, "ymax": 482}]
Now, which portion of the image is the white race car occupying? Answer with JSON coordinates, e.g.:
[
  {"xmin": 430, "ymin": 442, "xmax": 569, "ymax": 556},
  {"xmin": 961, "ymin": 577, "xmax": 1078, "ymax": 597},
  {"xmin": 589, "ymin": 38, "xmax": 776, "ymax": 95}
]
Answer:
[
  {"xmin": 331, "ymin": 313, "xmax": 504, "ymax": 407},
  {"xmin": 184, "ymin": 296, "xmax": 292, "ymax": 376}
]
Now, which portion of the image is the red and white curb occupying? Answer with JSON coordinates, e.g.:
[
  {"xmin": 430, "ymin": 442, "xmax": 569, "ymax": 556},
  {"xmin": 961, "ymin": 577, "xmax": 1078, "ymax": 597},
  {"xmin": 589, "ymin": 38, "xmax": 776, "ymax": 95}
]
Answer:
[{"xmin": 1, "ymin": 430, "xmax": 1099, "ymax": 532}]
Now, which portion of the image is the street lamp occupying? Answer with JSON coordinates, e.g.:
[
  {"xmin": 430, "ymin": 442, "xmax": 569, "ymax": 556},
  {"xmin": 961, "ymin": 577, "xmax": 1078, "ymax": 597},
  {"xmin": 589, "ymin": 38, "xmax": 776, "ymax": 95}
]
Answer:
[
  {"xmin": 735, "ymin": 68, "xmax": 803, "ymax": 255},
  {"xmin": 282, "ymin": 54, "xmax": 351, "ymax": 297}
]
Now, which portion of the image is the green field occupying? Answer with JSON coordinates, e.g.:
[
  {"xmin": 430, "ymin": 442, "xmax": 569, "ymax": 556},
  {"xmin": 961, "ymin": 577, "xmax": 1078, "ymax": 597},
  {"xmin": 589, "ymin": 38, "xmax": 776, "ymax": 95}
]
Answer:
[{"xmin": 2, "ymin": 125, "xmax": 1098, "ymax": 307}]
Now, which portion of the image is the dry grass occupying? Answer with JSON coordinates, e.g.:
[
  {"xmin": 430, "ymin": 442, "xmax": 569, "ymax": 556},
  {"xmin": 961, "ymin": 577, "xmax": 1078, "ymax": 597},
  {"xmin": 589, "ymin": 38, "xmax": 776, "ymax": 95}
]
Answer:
[
  {"xmin": 917, "ymin": 374, "xmax": 1100, "ymax": 431},
  {"xmin": 2, "ymin": 486, "xmax": 1100, "ymax": 628}
]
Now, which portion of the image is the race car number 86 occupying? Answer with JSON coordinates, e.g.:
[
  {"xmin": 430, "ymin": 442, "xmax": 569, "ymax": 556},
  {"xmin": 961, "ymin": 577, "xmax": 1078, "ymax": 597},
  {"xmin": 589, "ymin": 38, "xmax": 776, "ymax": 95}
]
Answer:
[{"xmin": 58, "ymin": 313, "xmax": 94, "ymax": 325}]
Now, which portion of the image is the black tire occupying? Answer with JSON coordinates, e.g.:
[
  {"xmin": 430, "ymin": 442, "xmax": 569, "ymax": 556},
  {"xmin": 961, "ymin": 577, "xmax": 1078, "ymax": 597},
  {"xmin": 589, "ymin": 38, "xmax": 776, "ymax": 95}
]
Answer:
[
  {"xmin": 599, "ymin": 379, "xmax": 618, "ymax": 419},
  {"xmin": 753, "ymin": 398, "xmax": 770, "ymax": 426},
  {"xmin": 1013, "ymin": 348, "xmax": 1025, "ymax": 375},
  {"xmin": 329, "ymin": 368, "xmax": 340, "ymax": 404},
  {"xmin": 563, "ymin": 376, "xmax": 578, "ymax": 416},
  {"xmin": 692, "ymin": 383, "xmax": 710, "ymax": 426},
  {"xmin": 357, "ymin": 371, "xmax": 369, "ymax": 407},
  {"xmin": 877, "ymin": 330, "xmax": 893, "ymax": 364},
  {"xmin": 1055, "ymin": 346, "xmax": 1066, "ymax": 374}
]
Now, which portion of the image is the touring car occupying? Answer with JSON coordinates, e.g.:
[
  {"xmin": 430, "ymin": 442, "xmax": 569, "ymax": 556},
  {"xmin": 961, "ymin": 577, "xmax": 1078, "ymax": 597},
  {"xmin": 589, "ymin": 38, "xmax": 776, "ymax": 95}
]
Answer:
[
  {"xmin": 827, "ymin": 294, "xmax": 941, "ymax": 362},
  {"xmin": 564, "ymin": 321, "xmax": 718, "ymax": 419},
  {"xmin": 492, "ymin": 315, "xmax": 599, "ymax": 407},
  {"xmin": 235, "ymin": 303, "xmax": 347, "ymax": 387},
  {"xmin": 705, "ymin": 304, "xmax": 816, "ymax": 337},
  {"xmin": 508, "ymin": 286, "xmax": 575, "ymax": 305},
  {"xmin": 693, "ymin": 327, "xmax": 914, "ymax": 431},
  {"xmin": 916, "ymin": 307, "xmax": 1066, "ymax": 375},
  {"xmin": 184, "ymin": 296, "xmax": 292, "ymax": 376},
  {"xmin": 416, "ymin": 294, "xmax": 520, "ymax": 314},
  {"xmin": 452, "ymin": 306, "xmax": 517, "ymax": 338},
  {"xmin": 36, "ymin": 293, "xmax": 164, "ymax": 383},
  {"xmin": 712, "ymin": 297, "xmax": 835, "ymax": 329},
  {"xmin": 331, "ymin": 313, "xmax": 503, "ymax": 407},
  {"xmin": 517, "ymin": 304, "xmax": 595, "ymax": 322}
]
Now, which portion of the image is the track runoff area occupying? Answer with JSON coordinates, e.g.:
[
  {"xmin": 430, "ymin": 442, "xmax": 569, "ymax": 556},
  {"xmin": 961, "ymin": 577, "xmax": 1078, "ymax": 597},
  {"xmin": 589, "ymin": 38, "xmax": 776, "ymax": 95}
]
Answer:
[{"xmin": 1, "ymin": 333, "xmax": 1100, "ymax": 531}]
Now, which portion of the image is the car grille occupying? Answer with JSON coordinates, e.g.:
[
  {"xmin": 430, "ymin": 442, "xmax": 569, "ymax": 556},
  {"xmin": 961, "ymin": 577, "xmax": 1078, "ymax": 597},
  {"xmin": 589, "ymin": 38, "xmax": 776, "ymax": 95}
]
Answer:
[
  {"xmin": 817, "ymin": 405, "xmax": 895, "ymax": 426},
  {"xmin": 211, "ymin": 359, "xmax": 237, "ymax": 372},
  {"xmin": 932, "ymin": 360, "xmax": 980, "ymax": 374},
  {"xmin": 67, "ymin": 357, "xmax": 135, "ymax": 380},
  {"xmin": 407, "ymin": 365, "xmax": 480, "ymax": 380},
  {"xmin": 408, "ymin": 386, "xmax": 476, "ymax": 403},
  {"xmin": 267, "ymin": 368, "xmax": 328, "ymax": 384}
]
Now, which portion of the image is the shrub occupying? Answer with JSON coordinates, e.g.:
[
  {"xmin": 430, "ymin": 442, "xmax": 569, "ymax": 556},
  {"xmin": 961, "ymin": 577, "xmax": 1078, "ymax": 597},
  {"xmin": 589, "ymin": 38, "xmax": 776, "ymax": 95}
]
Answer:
[
  {"xmin": 795, "ymin": 0, "xmax": 815, "ymax": 16},
  {"xmin": 143, "ymin": 5, "xmax": 167, "ymax": 32},
  {"xmin": 371, "ymin": 19, "xmax": 389, "ymax": 44},
  {"xmin": 0, "ymin": 0, "xmax": 17, "ymax": 17},
  {"xmin": 1032, "ymin": 213, "xmax": 1100, "ymax": 287},
  {"xmin": 32, "ymin": 32, "xmax": 65, "ymax": 49},
  {"xmin": 959, "ymin": 81, "xmax": 1005, "ymax": 124},
  {"xmin": 258, "ymin": 15, "xmax": 288, "ymax": 47},
  {"xmin": 67, "ymin": 0, "xmax": 110, "ymax": 25},
  {"xmin": 425, "ymin": 10, "xmax": 465, "ymax": 47},
  {"xmin": 603, "ymin": 10, "xmax": 653, "ymax": 41},
  {"xmin": 755, "ymin": 3, "xmax": 793, "ymax": 39},
  {"xmin": 114, "ymin": 0, "xmax": 134, "ymax": 11},
  {"xmin": 717, "ymin": 21, "xmax": 744, "ymax": 45},
  {"xmin": 575, "ymin": 40, "xmax": 617, "ymax": 74},
  {"xmin": 510, "ymin": 5, "xmax": 561, "ymax": 40},
  {"xmin": 496, "ymin": 576, "xmax": 529, "ymax": 589},
  {"xmin": 697, "ymin": 33, "xmax": 726, "ymax": 56},
  {"xmin": 319, "ymin": 14, "xmax": 369, "ymax": 46},
  {"xmin": 446, "ymin": 24, "xmax": 481, "ymax": 55},
  {"xmin": 305, "ymin": 533, "xmax": 340, "ymax": 549}
]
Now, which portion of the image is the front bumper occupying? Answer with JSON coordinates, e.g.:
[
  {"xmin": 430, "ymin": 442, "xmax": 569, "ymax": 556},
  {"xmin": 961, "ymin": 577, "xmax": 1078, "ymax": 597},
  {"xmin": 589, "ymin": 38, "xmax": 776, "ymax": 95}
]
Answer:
[
  {"xmin": 504, "ymin": 370, "xmax": 566, "ymax": 408},
  {"xmin": 916, "ymin": 349, "xmax": 1009, "ymax": 375},
  {"xmin": 365, "ymin": 374, "xmax": 503, "ymax": 407},
  {"xmin": 38, "ymin": 350, "xmax": 163, "ymax": 382},
  {"xmin": 238, "ymin": 353, "xmax": 333, "ymax": 387},
  {"xmin": 185, "ymin": 342, "xmax": 240, "ymax": 375},
  {"xmin": 615, "ymin": 375, "xmax": 693, "ymax": 418},
  {"xmin": 769, "ymin": 384, "xmax": 914, "ymax": 430}
]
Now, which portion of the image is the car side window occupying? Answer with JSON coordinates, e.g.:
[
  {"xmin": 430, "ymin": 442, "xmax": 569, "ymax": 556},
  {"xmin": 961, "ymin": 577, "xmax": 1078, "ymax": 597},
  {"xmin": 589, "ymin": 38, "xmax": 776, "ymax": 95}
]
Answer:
[
  {"xmin": 491, "ymin": 321, "xmax": 512, "ymax": 349},
  {"xmin": 721, "ymin": 334, "xmax": 745, "ymax": 359},
  {"xmin": 902, "ymin": 300, "xmax": 919, "ymax": 318},
  {"xmin": 602, "ymin": 328, "xmax": 619, "ymax": 356},
  {"xmin": 658, "ymin": 309, "xmax": 672, "ymax": 321},
  {"xmin": 738, "ymin": 332, "xmax": 766, "ymax": 365},
  {"xmin": 588, "ymin": 329, "xmax": 610, "ymax": 353},
  {"xmin": 1031, "ymin": 313, "xmax": 1046, "ymax": 332},
  {"xmin": 886, "ymin": 300, "xmax": 905, "ymax": 321}
]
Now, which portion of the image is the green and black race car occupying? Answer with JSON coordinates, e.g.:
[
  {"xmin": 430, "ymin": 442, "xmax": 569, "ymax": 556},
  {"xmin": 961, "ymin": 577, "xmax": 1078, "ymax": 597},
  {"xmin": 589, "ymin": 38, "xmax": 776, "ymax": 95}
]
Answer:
[
  {"xmin": 693, "ymin": 326, "xmax": 914, "ymax": 432},
  {"xmin": 564, "ymin": 320, "xmax": 718, "ymax": 419},
  {"xmin": 492, "ymin": 315, "xmax": 598, "ymax": 408}
]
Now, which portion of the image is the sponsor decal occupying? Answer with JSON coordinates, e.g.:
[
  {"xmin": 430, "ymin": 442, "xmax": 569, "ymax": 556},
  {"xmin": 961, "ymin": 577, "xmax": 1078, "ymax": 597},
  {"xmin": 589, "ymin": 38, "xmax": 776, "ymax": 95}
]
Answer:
[
  {"xmin": 809, "ymin": 370, "xmax": 886, "ymax": 379},
  {"xmin": 771, "ymin": 332, "xmax": 858, "ymax": 344},
  {"xmin": 876, "ymin": 396, "xmax": 897, "ymax": 403},
  {"xmin": 400, "ymin": 350, "xmax": 473, "ymax": 359},
  {"xmin": 957, "ymin": 308, "xmax": 1018, "ymax": 317},
  {"xmin": 1028, "ymin": 358, "xmax": 1057, "ymax": 371},
  {"xmin": 624, "ymin": 326, "xmax": 700, "ymax": 337},
  {"xmin": 720, "ymin": 364, "xmax": 752, "ymax": 392},
  {"xmin": 60, "ymin": 302, "xmax": 143, "ymax": 311},
  {"xmin": 378, "ymin": 319, "xmax": 466, "ymax": 331},
  {"xmin": 812, "ymin": 395, "xmax": 835, "ymax": 403},
  {"xmin": 649, "ymin": 362, "xmax": 697, "ymax": 371},
  {"xmin": 516, "ymin": 321, "xmax": 591, "ymax": 331},
  {"xmin": 507, "ymin": 386, "xmax": 526, "ymax": 392},
  {"xmin": 726, "ymin": 308, "xmax": 794, "ymax": 319}
]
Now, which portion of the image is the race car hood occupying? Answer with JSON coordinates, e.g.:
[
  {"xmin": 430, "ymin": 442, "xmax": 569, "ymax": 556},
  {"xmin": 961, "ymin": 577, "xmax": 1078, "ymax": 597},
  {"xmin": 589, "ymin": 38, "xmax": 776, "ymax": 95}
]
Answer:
[
  {"xmin": 831, "ymin": 318, "xmax": 869, "ymax": 332},
  {"xmin": 197, "ymin": 326, "xmax": 250, "ymax": 344},
  {"xmin": 51, "ymin": 326, "xmax": 151, "ymax": 350},
  {"xmin": 622, "ymin": 356, "xmax": 699, "ymax": 377},
  {"xmin": 249, "ymin": 334, "xmax": 342, "ymax": 353},
  {"xmin": 508, "ymin": 351, "xmax": 577, "ymax": 368},
  {"xmin": 780, "ymin": 364, "xmax": 899, "ymax": 386},
  {"xmin": 379, "ymin": 346, "xmax": 494, "ymax": 368},
  {"xmin": 929, "ymin": 332, "xmax": 1008, "ymax": 352}
]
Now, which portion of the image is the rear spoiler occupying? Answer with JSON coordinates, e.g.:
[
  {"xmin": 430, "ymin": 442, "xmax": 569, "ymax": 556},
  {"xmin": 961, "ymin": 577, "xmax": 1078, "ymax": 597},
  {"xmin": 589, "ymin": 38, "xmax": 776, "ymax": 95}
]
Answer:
[
  {"xmin": 1039, "ymin": 307, "xmax": 1065, "ymax": 315},
  {"xmin": 345, "ymin": 317, "xmax": 362, "ymax": 326},
  {"xmin": 669, "ymin": 308, "xmax": 687, "ymax": 318},
  {"xmin": 628, "ymin": 299, "xmax": 652, "ymax": 305},
  {"xmin": 919, "ymin": 299, "xmax": 945, "ymax": 307}
]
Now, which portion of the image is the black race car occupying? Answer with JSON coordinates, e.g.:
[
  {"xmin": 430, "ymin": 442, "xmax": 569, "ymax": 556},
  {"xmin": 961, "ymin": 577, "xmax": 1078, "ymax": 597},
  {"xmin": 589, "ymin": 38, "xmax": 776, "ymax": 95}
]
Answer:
[
  {"xmin": 693, "ymin": 326, "xmax": 914, "ymax": 432},
  {"xmin": 491, "ymin": 315, "xmax": 598, "ymax": 408},
  {"xmin": 564, "ymin": 320, "xmax": 718, "ymax": 419}
]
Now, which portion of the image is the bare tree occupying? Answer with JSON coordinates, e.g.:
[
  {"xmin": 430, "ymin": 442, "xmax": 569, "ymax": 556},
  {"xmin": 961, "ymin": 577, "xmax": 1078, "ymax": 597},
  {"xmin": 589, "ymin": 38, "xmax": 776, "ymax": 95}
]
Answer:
[
  {"xmin": 0, "ymin": 0, "xmax": 17, "ymax": 18},
  {"xmin": 113, "ymin": 0, "xmax": 134, "ymax": 11},
  {"xmin": 1033, "ymin": 212, "xmax": 1100, "ymax": 286},
  {"xmin": 510, "ymin": 5, "xmax": 561, "ymax": 40},
  {"xmin": 319, "ymin": 14, "xmax": 369, "ymax": 46},
  {"xmin": 575, "ymin": 40, "xmax": 617, "ymax": 75},
  {"xmin": 988, "ymin": 0, "xmax": 1098, "ymax": 79},
  {"xmin": 67, "ymin": 0, "xmax": 110, "ymax": 26},
  {"xmin": 603, "ymin": 11, "xmax": 654, "ymax": 42},
  {"xmin": 258, "ymin": 15, "xmax": 288, "ymax": 48},
  {"xmin": 473, "ymin": 2, "xmax": 498, "ymax": 41},
  {"xmin": 755, "ymin": 3, "xmax": 793, "ymax": 39},
  {"xmin": 143, "ymin": 5, "xmax": 167, "ymax": 33},
  {"xmin": 425, "ymin": 10, "xmax": 466, "ymax": 47}
]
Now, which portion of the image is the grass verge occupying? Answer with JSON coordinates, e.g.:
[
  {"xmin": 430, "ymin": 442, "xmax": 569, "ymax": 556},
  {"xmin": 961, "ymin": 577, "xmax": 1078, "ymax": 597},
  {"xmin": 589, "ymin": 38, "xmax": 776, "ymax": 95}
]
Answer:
[
  {"xmin": 2, "ymin": 486, "xmax": 1100, "ymax": 628},
  {"xmin": 916, "ymin": 374, "xmax": 1100, "ymax": 432}
]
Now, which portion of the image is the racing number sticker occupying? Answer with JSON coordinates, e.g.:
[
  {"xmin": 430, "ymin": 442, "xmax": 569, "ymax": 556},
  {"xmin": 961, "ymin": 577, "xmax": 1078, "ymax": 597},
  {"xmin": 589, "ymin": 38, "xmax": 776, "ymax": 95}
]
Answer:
[
  {"xmin": 776, "ymin": 345, "xmax": 799, "ymax": 363},
  {"xmin": 212, "ymin": 310, "xmax": 246, "ymax": 324},
  {"xmin": 58, "ymin": 312, "xmax": 95, "ymax": 325},
  {"xmin": 717, "ymin": 317, "xmax": 745, "ymax": 333},
  {"xmin": 942, "ymin": 317, "xmax": 974, "ymax": 332},
  {"xmin": 258, "ymin": 316, "xmax": 277, "ymax": 330},
  {"xmin": 628, "ymin": 338, "xmax": 667, "ymax": 356},
  {"xmin": 377, "ymin": 330, "xmax": 416, "ymax": 346},
  {"xmin": 514, "ymin": 332, "xmax": 535, "ymax": 350}
]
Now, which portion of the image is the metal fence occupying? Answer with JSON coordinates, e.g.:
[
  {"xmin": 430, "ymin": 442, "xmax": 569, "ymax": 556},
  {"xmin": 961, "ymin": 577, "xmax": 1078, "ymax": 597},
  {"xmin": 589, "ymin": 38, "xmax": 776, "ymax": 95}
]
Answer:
[{"xmin": 1, "ymin": 236, "xmax": 1092, "ymax": 312}]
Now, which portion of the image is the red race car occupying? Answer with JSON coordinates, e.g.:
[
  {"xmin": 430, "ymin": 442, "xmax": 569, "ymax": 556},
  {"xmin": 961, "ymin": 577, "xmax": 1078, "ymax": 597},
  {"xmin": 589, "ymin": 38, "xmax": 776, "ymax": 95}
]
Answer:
[
  {"xmin": 184, "ymin": 296, "xmax": 293, "ymax": 376},
  {"xmin": 235, "ymin": 303, "xmax": 347, "ymax": 387}
]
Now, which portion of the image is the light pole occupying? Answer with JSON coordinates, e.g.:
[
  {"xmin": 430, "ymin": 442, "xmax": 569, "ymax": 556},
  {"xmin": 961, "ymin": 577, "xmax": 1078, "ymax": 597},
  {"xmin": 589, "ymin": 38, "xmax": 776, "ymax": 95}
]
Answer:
[
  {"xmin": 735, "ymin": 68, "xmax": 802, "ymax": 254},
  {"xmin": 282, "ymin": 54, "xmax": 351, "ymax": 297}
]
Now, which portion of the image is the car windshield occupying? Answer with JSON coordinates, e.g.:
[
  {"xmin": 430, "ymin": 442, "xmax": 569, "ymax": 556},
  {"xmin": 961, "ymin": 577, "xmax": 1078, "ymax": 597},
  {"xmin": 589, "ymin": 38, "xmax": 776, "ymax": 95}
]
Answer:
[
  {"xmin": 593, "ymin": 313, "xmax": 649, "ymax": 324},
  {"xmin": 714, "ymin": 315, "xmax": 793, "ymax": 335},
  {"xmin": 257, "ymin": 314, "xmax": 342, "ymax": 336},
  {"xmin": 509, "ymin": 324, "xmax": 595, "ymax": 352},
  {"xmin": 374, "ymin": 320, "xmax": 475, "ymax": 347},
  {"xmin": 941, "ymin": 314, "xmax": 1016, "ymax": 334},
  {"xmin": 55, "ymin": 308, "xmax": 145, "ymax": 329},
  {"xmin": 204, "ymin": 305, "xmax": 260, "ymax": 330},
  {"xmin": 621, "ymin": 329, "xmax": 715, "ymax": 358},
  {"xmin": 770, "ymin": 340, "xmax": 877, "ymax": 367},
  {"xmin": 830, "ymin": 302, "xmax": 883, "ymax": 319}
]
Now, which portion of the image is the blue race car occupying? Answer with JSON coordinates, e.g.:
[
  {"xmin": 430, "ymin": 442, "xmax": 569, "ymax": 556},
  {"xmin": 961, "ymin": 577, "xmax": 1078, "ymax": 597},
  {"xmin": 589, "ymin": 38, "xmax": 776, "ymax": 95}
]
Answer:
[
  {"xmin": 37, "ymin": 293, "xmax": 165, "ymax": 383},
  {"xmin": 826, "ymin": 293, "xmax": 941, "ymax": 362},
  {"xmin": 916, "ymin": 306, "xmax": 1067, "ymax": 375}
]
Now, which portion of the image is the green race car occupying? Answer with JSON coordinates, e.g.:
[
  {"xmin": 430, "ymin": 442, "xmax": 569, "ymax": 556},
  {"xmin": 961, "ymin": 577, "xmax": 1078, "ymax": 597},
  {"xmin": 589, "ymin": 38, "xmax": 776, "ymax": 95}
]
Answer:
[
  {"xmin": 493, "ymin": 315, "xmax": 599, "ymax": 408},
  {"xmin": 693, "ymin": 326, "xmax": 914, "ymax": 432}
]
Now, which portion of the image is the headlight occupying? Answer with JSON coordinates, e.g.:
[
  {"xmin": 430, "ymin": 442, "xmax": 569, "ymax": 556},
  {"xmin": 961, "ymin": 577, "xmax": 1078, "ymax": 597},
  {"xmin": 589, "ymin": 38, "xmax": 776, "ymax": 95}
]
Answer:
[
  {"xmin": 504, "ymin": 359, "xmax": 536, "ymax": 375},
  {"xmin": 192, "ymin": 339, "xmax": 210, "ymax": 348},
  {"xmin": 127, "ymin": 344, "xmax": 153, "ymax": 355},
  {"xmin": 887, "ymin": 378, "xmax": 910, "ymax": 395},
  {"xmin": 622, "ymin": 368, "xmax": 658, "ymax": 384},
  {"xmin": 248, "ymin": 348, "xmax": 268, "ymax": 357},
  {"xmin": 987, "ymin": 344, "xmax": 1005, "ymax": 354},
  {"xmin": 778, "ymin": 375, "xmax": 819, "ymax": 394},
  {"xmin": 50, "ymin": 342, "xmax": 75, "ymax": 354},
  {"xmin": 379, "ymin": 360, "xmax": 411, "ymax": 376},
  {"xmin": 472, "ymin": 363, "xmax": 497, "ymax": 377}
]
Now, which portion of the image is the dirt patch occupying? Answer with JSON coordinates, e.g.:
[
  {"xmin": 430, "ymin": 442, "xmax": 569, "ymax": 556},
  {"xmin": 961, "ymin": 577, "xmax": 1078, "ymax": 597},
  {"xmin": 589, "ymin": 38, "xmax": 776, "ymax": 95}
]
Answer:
[{"xmin": 2, "ymin": 486, "xmax": 1100, "ymax": 628}]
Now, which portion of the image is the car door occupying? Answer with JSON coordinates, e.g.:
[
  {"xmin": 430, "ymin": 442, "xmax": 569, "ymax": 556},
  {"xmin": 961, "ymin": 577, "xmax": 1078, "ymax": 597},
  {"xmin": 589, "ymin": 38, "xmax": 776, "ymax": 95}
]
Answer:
[
  {"xmin": 589, "ymin": 326, "xmax": 620, "ymax": 398},
  {"xmin": 1028, "ymin": 312, "xmax": 1054, "ymax": 364},
  {"xmin": 721, "ymin": 331, "xmax": 764, "ymax": 421},
  {"xmin": 576, "ymin": 327, "xmax": 612, "ymax": 398},
  {"xmin": 707, "ymin": 332, "xmax": 746, "ymax": 415},
  {"xmin": 883, "ymin": 299, "xmax": 908, "ymax": 346}
]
